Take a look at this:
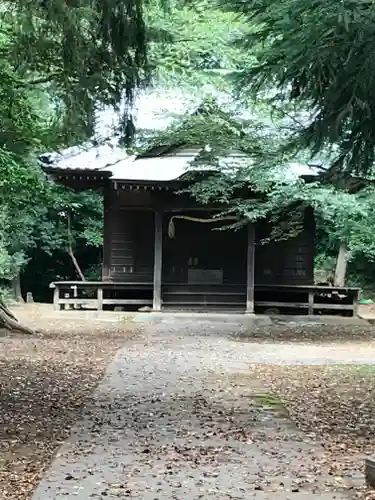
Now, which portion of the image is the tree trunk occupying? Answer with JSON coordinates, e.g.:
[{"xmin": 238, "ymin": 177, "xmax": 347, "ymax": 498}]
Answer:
[
  {"xmin": 67, "ymin": 248, "xmax": 85, "ymax": 281},
  {"xmin": 67, "ymin": 212, "xmax": 85, "ymax": 281},
  {"xmin": 0, "ymin": 298, "xmax": 34, "ymax": 334},
  {"xmin": 334, "ymin": 242, "xmax": 350, "ymax": 287},
  {"xmin": 11, "ymin": 274, "xmax": 24, "ymax": 303}
]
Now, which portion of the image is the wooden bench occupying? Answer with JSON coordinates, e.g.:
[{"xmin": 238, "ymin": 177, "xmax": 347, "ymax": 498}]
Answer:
[{"xmin": 49, "ymin": 281, "xmax": 153, "ymax": 311}]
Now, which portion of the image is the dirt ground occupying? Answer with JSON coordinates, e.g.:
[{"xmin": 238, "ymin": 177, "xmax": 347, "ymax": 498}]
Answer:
[
  {"xmin": 256, "ymin": 364, "xmax": 375, "ymax": 499},
  {"xmin": 0, "ymin": 305, "xmax": 136, "ymax": 500},
  {"xmin": 1, "ymin": 305, "xmax": 375, "ymax": 500},
  {"xmin": 359, "ymin": 303, "xmax": 375, "ymax": 321}
]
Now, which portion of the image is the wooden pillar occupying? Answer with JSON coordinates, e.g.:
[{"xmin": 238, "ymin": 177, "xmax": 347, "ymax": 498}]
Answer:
[
  {"xmin": 97, "ymin": 286, "xmax": 103, "ymax": 311},
  {"xmin": 153, "ymin": 211, "xmax": 163, "ymax": 311},
  {"xmin": 308, "ymin": 291, "xmax": 314, "ymax": 315},
  {"xmin": 102, "ymin": 182, "xmax": 112, "ymax": 280},
  {"xmin": 53, "ymin": 286, "xmax": 59, "ymax": 311},
  {"xmin": 353, "ymin": 290, "xmax": 359, "ymax": 317},
  {"xmin": 246, "ymin": 223, "xmax": 255, "ymax": 314}
]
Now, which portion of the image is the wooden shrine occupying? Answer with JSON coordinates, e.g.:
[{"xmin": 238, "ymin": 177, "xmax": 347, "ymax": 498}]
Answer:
[{"xmin": 43, "ymin": 145, "xmax": 360, "ymax": 315}]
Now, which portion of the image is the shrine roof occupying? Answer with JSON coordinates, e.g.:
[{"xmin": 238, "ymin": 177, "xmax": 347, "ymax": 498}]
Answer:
[{"xmin": 40, "ymin": 143, "xmax": 319, "ymax": 183}]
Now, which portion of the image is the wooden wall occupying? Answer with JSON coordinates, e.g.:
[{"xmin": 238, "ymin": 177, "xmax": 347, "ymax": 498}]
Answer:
[
  {"xmin": 255, "ymin": 209, "xmax": 315, "ymax": 286},
  {"xmin": 103, "ymin": 207, "xmax": 154, "ymax": 282},
  {"xmin": 162, "ymin": 214, "xmax": 248, "ymax": 285},
  {"xmin": 103, "ymin": 188, "xmax": 315, "ymax": 287}
]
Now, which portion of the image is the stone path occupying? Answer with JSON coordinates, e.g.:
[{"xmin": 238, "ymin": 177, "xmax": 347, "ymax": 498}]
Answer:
[{"xmin": 32, "ymin": 317, "xmax": 375, "ymax": 500}]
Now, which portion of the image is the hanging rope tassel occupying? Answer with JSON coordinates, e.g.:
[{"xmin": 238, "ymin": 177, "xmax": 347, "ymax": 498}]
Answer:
[
  {"xmin": 168, "ymin": 218, "xmax": 176, "ymax": 239},
  {"xmin": 167, "ymin": 215, "xmax": 238, "ymax": 239}
]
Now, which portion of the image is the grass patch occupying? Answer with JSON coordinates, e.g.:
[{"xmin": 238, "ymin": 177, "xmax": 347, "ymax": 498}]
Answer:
[
  {"xmin": 251, "ymin": 392, "xmax": 289, "ymax": 417},
  {"xmin": 255, "ymin": 363, "xmax": 375, "ymax": 446}
]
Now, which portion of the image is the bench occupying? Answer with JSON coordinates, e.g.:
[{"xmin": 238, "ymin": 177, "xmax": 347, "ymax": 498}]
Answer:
[{"xmin": 49, "ymin": 281, "xmax": 153, "ymax": 311}]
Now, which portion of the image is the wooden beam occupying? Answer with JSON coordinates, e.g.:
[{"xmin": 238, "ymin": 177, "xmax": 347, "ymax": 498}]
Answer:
[
  {"xmin": 246, "ymin": 223, "xmax": 255, "ymax": 314},
  {"xmin": 50, "ymin": 281, "xmax": 153, "ymax": 287},
  {"xmin": 57, "ymin": 298, "xmax": 152, "ymax": 306},
  {"xmin": 153, "ymin": 211, "xmax": 163, "ymax": 311},
  {"xmin": 255, "ymin": 300, "xmax": 355, "ymax": 311},
  {"xmin": 256, "ymin": 301, "xmax": 308, "ymax": 309},
  {"xmin": 102, "ymin": 183, "xmax": 113, "ymax": 280},
  {"xmin": 102, "ymin": 299, "xmax": 152, "ymax": 306},
  {"xmin": 57, "ymin": 298, "xmax": 97, "ymax": 306}
]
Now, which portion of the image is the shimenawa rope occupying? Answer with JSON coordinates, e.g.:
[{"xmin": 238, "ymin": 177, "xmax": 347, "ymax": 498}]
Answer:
[{"xmin": 167, "ymin": 215, "xmax": 237, "ymax": 239}]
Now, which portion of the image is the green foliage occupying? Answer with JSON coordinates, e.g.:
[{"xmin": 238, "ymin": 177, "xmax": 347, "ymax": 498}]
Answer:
[
  {"xmin": 3, "ymin": 0, "xmax": 375, "ymax": 294},
  {"xmin": 221, "ymin": 0, "xmax": 375, "ymax": 175},
  {"xmin": 84, "ymin": 263, "xmax": 103, "ymax": 281},
  {"xmin": 47, "ymin": 187, "xmax": 104, "ymax": 253},
  {"xmin": 0, "ymin": 149, "xmax": 47, "ymax": 279},
  {"xmin": 148, "ymin": 100, "xmax": 375, "ymax": 288},
  {"xmin": 2, "ymin": 0, "xmax": 149, "ymax": 143},
  {"xmin": 140, "ymin": 97, "xmax": 282, "ymax": 162},
  {"xmin": 0, "ymin": 286, "xmax": 15, "ymax": 305},
  {"xmin": 0, "ymin": 148, "xmax": 103, "ymax": 283},
  {"xmin": 0, "ymin": 0, "xmax": 129, "ymax": 286},
  {"xmin": 146, "ymin": 0, "xmax": 246, "ymax": 88}
]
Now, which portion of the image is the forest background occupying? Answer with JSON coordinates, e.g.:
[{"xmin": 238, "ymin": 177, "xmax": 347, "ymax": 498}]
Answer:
[{"xmin": 2, "ymin": 0, "xmax": 375, "ymax": 303}]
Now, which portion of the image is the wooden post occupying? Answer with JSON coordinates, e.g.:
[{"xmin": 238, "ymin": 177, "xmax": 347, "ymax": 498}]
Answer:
[
  {"xmin": 53, "ymin": 287, "xmax": 59, "ymax": 311},
  {"xmin": 308, "ymin": 291, "xmax": 314, "ymax": 315},
  {"xmin": 97, "ymin": 286, "xmax": 103, "ymax": 311},
  {"xmin": 71, "ymin": 285, "xmax": 78, "ymax": 310},
  {"xmin": 102, "ymin": 183, "xmax": 112, "ymax": 280},
  {"xmin": 353, "ymin": 290, "xmax": 359, "ymax": 317},
  {"xmin": 64, "ymin": 293, "xmax": 71, "ymax": 310},
  {"xmin": 246, "ymin": 223, "xmax": 255, "ymax": 314},
  {"xmin": 153, "ymin": 211, "xmax": 163, "ymax": 312}
]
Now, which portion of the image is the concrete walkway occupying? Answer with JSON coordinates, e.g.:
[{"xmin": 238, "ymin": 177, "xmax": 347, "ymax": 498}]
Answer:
[{"xmin": 32, "ymin": 316, "xmax": 374, "ymax": 500}]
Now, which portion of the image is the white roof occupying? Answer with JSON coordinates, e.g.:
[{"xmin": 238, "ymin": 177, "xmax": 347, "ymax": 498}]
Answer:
[
  {"xmin": 42, "ymin": 144, "xmax": 319, "ymax": 182},
  {"xmin": 40, "ymin": 87, "xmax": 321, "ymax": 182},
  {"xmin": 41, "ymin": 141, "xmax": 128, "ymax": 172},
  {"xmin": 109, "ymin": 147, "xmax": 255, "ymax": 181},
  {"xmin": 110, "ymin": 155, "xmax": 197, "ymax": 181}
]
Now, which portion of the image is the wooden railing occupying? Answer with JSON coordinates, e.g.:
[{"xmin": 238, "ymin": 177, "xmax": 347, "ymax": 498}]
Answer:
[
  {"xmin": 50, "ymin": 281, "xmax": 361, "ymax": 316},
  {"xmin": 162, "ymin": 284, "xmax": 360, "ymax": 315},
  {"xmin": 254, "ymin": 284, "xmax": 360, "ymax": 316},
  {"xmin": 50, "ymin": 281, "xmax": 153, "ymax": 311}
]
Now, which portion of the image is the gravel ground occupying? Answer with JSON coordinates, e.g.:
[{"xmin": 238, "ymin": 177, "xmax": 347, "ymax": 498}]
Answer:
[
  {"xmin": 0, "ymin": 307, "xmax": 136, "ymax": 500},
  {"xmin": 30, "ymin": 316, "xmax": 375, "ymax": 500}
]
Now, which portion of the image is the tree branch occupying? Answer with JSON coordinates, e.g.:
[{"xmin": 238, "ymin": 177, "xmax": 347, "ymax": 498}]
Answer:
[
  {"xmin": 14, "ymin": 72, "xmax": 73, "ymax": 88},
  {"xmin": 0, "ymin": 298, "xmax": 34, "ymax": 335},
  {"xmin": 150, "ymin": 36, "xmax": 212, "ymax": 44}
]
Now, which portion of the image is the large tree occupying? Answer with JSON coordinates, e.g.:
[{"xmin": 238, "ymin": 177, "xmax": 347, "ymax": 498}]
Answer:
[
  {"xmin": 145, "ymin": 100, "xmax": 375, "ymax": 287},
  {"xmin": 2, "ymin": 0, "xmax": 150, "ymax": 142},
  {"xmin": 219, "ymin": 0, "xmax": 375, "ymax": 176},
  {"xmin": 0, "ymin": 0, "xmax": 153, "ymax": 332},
  {"xmin": 146, "ymin": 0, "xmax": 246, "ymax": 88}
]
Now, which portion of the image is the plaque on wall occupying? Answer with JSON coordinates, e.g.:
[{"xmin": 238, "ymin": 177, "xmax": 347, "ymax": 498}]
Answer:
[{"xmin": 188, "ymin": 269, "xmax": 223, "ymax": 284}]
